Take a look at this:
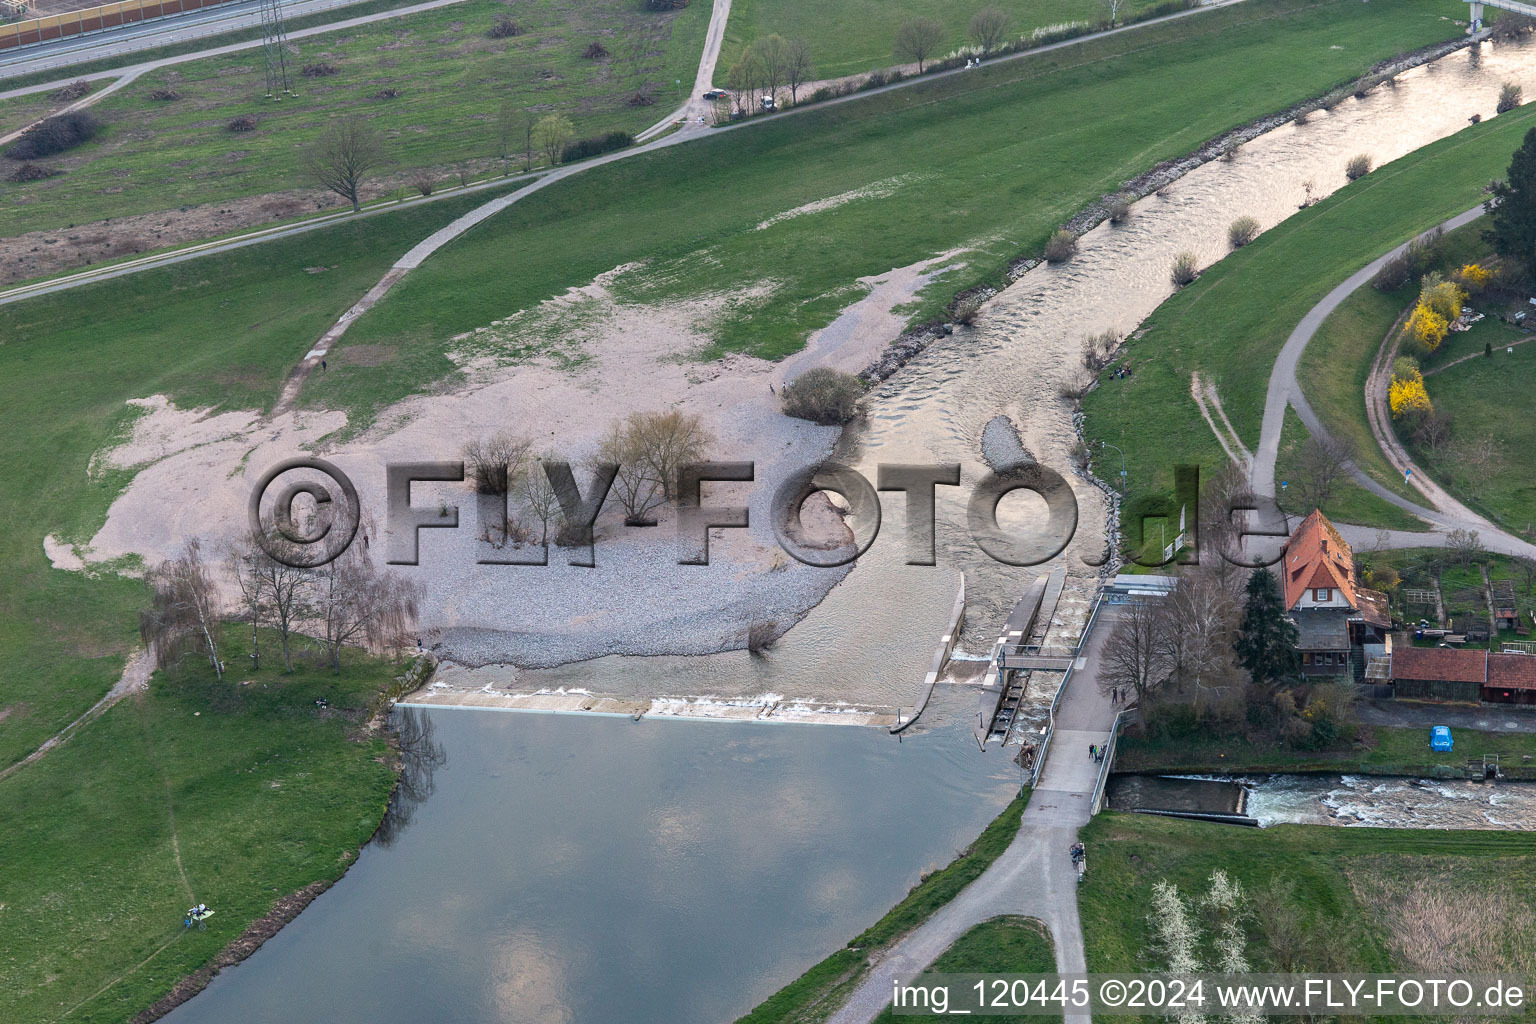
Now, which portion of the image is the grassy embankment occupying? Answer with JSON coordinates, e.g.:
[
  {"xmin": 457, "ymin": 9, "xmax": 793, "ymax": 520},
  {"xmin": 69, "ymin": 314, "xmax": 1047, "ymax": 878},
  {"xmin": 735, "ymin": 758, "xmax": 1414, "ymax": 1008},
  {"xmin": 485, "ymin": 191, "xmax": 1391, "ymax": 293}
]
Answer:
[
  {"xmin": 0, "ymin": 626, "xmax": 409, "ymax": 1024},
  {"xmin": 871, "ymin": 916, "xmax": 1059, "ymax": 1024},
  {"xmin": 0, "ymin": 0, "xmax": 709, "ymax": 235},
  {"xmin": 1083, "ymin": 103, "xmax": 1536, "ymax": 526},
  {"xmin": 719, "ymin": 0, "xmax": 1172, "ymax": 80},
  {"xmin": 1117, "ymin": 722, "xmax": 1536, "ymax": 777},
  {"xmin": 0, "ymin": 187, "xmax": 501, "ymax": 772},
  {"xmin": 1081, "ymin": 811, "xmax": 1536, "ymax": 1024},
  {"xmin": 735, "ymin": 794, "xmax": 1026, "ymax": 1024},
  {"xmin": 311, "ymin": 0, "xmax": 1466, "ymax": 424}
]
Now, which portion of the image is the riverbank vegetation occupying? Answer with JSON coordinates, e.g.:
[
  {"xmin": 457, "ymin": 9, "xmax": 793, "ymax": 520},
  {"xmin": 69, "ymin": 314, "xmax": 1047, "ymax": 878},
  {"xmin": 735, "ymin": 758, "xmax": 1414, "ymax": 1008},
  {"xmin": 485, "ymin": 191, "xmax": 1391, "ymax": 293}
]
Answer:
[
  {"xmin": 735, "ymin": 793, "xmax": 1026, "ymax": 1024},
  {"xmin": 0, "ymin": 625, "xmax": 413, "ymax": 1024},
  {"xmin": 0, "ymin": 0, "xmax": 709, "ymax": 240},
  {"xmin": 1081, "ymin": 811, "xmax": 1536, "ymax": 1018},
  {"xmin": 1084, "ymin": 102, "xmax": 1536, "ymax": 524},
  {"xmin": 870, "ymin": 916, "xmax": 1058, "ymax": 1024}
]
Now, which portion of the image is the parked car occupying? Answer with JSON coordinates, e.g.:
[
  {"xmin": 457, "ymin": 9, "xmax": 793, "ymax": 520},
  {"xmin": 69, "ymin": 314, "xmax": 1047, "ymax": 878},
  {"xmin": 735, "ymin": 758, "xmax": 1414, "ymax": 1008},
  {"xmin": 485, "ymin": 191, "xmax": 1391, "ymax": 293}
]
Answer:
[{"xmin": 702, "ymin": 89, "xmax": 728, "ymax": 100}]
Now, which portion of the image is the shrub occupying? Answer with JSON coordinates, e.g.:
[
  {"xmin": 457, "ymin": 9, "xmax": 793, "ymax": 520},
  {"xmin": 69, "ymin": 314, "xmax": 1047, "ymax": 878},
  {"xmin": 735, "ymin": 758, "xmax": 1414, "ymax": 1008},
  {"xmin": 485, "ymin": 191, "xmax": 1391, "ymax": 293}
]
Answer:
[
  {"xmin": 148, "ymin": 88, "xmax": 181, "ymax": 101},
  {"xmin": 1293, "ymin": 106, "xmax": 1311, "ymax": 125},
  {"xmin": 1170, "ymin": 251, "xmax": 1198, "ymax": 287},
  {"xmin": 627, "ymin": 91, "xmax": 655, "ymax": 107},
  {"xmin": 488, "ymin": 14, "xmax": 521, "ymax": 38},
  {"xmin": 560, "ymin": 130, "xmax": 633, "ymax": 164},
  {"xmin": 1391, "ymin": 355, "xmax": 1420, "ymax": 382},
  {"xmin": 951, "ymin": 293, "xmax": 985, "ymax": 325},
  {"xmin": 1057, "ymin": 370, "xmax": 1095, "ymax": 402},
  {"xmin": 1419, "ymin": 273, "xmax": 1466, "ymax": 323},
  {"xmin": 865, "ymin": 70, "xmax": 888, "ymax": 89},
  {"xmin": 301, "ymin": 62, "xmax": 340, "ymax": 77},
  {"xmin": 1497, "ymin": 81, "xmax": 1522, "ymax": 114},
  {"xmin": 3, "ymin": 111, "xmax": 102, "ymax": 160},
  {"xmin": 51, "ymin": 79, "xmax": 92, "ymax": 101},
  {"xmin": 1389, "ymin": 376, "xmax": 1432, "ymax": 418},
  {"xmin": 375, "ymin": 87, "xmax": 401, "ymax": 99},
  {"xmin": 1405, "ymin": 302, "xmax": 1448, "ymax": 352},
  {"xmin": 1227, "ymin": 215, "xmax": 1260, "ymax": 248},
  {"xmin": 582, "ymin": 41, "xmax": 609, "ymax": 59},
  {"xmin": 7, "ymin": 162, "xmax": 62, "ymax": 182},
  {"xmin": 410, "ymin": 171, "xmax": 436, "ymax": 196},
  {"xmin": 781, "ymin": 368, "xmax": 864, "ymax": 424},
  {"xmin": 1345, "ymin": 153, "xmax": 1372, "ymax": 180},
  {"xmin": 1043, "ymin": 229, "xmax": 1077, "ymax": 263},
  {"xmin": 1455, "ymin": 262, "xmax": 1493, "ymax": 292},
  {"xmin": 227, "ymin": 115, "xmax": 257, "ymax": 132},
  {"xmin": 1108, "ymin": 193, "xmax": 1132, "ymax": 224}
]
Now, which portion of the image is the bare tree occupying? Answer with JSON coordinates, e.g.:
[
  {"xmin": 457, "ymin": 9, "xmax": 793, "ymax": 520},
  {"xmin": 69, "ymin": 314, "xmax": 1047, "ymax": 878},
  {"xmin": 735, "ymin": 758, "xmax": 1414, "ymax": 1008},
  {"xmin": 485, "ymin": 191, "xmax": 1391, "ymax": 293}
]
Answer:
[
  {"xmin": 521, "ymin": 112, "xmax": 537, "ymax": 173},
  {"xmin": 749, "ymin": 34, "xmax": 789, "ymax": 104},
  {"xmin": 969, "ymin": 6, "xmax": 1010, "ymax": 54},
  {"xmin": 142, "ymin": 538, "xmax": 225, "ymax": 681},
  {"xmin": 1160, "ymin": 571, "xmax": 1238, "ymax": 718},
  {"xmin": 521, "ymin": 456, "xmax": 565, "ymax": 546},
  {"xmin": 596, "ymin": 420, "xmax": 666, "ymax": 526},
  {"xmin": 784, "ymin": 39, "xmax": 813, "ymax": 104},
  {"xmin": 308, "ymin": 545, "xmax": 423, "ymax": 673},
  {"xmin": 229, "ymin": 544, "xmax": 268, "ymax": 670},
  {"xmin": 1514, "ymin": 556, "xmax": 1536, "ymax": 595},
  {"xmin": 1292, "ymin": 433, "xmax": 1354, "ymax": 513},
  {"xmin": 464, "ymin": 431, "xmax": 535, "ymax": 496},
  {"xmin": 533, "ymin": 113, "xmax": 573, "ymax": 168},
  {"xmin": 893, "ymin": 16, "xmax": 946, "ymax": 74},
  {"xmin": 1452, "ymin": 433, "xmax": 1502, "ymax": 498},
  {"xmin": 1447, "ymin": 528, "xmax": 1485, "ymax": 569},
  {"xmin": 728, "ymin": 52, "xmax": 763, "ymax": 114},
  {"xmin": 627, "ymin": 409, "xmax": 712, "ymax": 501},
  {"xmin": 1100, "ymin": 598, "xmax": 1169, "ymax": 704},
  {"xmin": 1102, "ymin": 0, "xmax": 1125, "ymax": 28},
  {"xmin": 304, "ymin": 117, "xmax": 384, "ymax": 213},
  {"xmin": 232, "ymin": 531, "xmax": 315, "ymax": 672}
]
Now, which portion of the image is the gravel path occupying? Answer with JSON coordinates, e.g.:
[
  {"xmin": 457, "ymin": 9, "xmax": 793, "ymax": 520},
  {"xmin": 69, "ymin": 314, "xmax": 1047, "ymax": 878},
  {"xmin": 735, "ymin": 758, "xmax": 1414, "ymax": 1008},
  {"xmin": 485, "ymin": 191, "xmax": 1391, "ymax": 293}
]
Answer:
[{"xmin": 1250, "ymin": 205, "xmax": 1536, "ymax": 560}]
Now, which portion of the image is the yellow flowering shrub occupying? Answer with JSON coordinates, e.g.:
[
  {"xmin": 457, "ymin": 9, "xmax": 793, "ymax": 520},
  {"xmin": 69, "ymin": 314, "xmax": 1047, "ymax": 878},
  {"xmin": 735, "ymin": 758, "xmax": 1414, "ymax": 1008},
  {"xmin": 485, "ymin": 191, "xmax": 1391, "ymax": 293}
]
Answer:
[
  {"xmin": 1389, "ymin": 376, "xmax": 1433, "ymax": 418},
  {"xmin": 1405, "ymin": 302, "xmax": 1448, "ymax": 352},
  {"xmin": 1456, "ymin": 263, "xmax": 1492, "ymax": 291}
]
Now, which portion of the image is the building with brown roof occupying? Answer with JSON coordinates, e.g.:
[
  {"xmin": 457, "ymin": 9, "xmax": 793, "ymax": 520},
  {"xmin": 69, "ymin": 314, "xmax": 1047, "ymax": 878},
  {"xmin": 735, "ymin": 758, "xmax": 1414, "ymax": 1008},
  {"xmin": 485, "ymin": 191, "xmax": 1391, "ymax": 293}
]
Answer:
[
  {"xmin": 1389, "ymin": 646, "xmax": 1536, "ymax": 704},
  {"xmin": 1280, "ymin": 510, "xmax": 1392, "ymax": 676}
]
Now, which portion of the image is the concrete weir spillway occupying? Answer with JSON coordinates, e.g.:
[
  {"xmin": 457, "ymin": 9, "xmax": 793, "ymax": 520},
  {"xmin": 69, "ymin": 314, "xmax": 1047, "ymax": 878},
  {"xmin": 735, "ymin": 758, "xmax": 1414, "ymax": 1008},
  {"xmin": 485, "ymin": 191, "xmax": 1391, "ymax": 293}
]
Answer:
[{"xmin": 1105, "ymin": 775, "xmax": 1259, "ymax": 826}]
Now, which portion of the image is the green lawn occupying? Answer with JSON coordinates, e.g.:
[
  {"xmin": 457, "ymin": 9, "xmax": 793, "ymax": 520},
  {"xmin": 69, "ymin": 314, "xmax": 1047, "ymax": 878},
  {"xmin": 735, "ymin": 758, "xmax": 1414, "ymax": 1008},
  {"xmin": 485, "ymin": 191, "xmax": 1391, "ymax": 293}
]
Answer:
[
  {"xmin": 312, "ymin": 0, "xmax": 1466, "ymax": 424},
  {"xmin": 0, "ymin": 0, "xmax": 709, "ymax": 237},
  {"xmin": 1083, "ymin": 103, "xmax": 1536, "ymax": 506},
  {"xmin": 1081, "ymin": 811, "xmax": 1536, "ymax": 1022},
  {"xmin": 0, "ymin": 627, "xmax": 406, "ymax": 1024},
  {"xmin": 872, "ymin": 916, "xmax": 1059, "ymax": 1024},
  {"xmin": 736, "ymin": 793, "xmax": 1026, "ymax": 1024},
  {"xmin": 1417, "ymin": 328, "xmax": 1536, "ymax": 535},
  {"xmin": 1116, "ymin": 724, "xmax": 1536, "ymax": 778},
  {"xmin": 1274, "ymin": 406, "xmax": 1424, "ymax": 530},
  {"xmin": 719, "ymin": 0, "xmax": 1172, "ymax": 80},
  {"xmin": 0, "ymin": 188, "xmax": 502, "ymax": 772}
]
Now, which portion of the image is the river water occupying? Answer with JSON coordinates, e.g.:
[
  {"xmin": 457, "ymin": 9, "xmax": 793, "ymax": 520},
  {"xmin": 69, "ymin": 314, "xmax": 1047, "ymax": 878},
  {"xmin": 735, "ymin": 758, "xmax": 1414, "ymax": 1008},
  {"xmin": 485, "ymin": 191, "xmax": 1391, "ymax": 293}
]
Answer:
[
  {"xmin": 160, "ymin": 700, "xmax": 1018, "ymax": 1024},
  {"xmin": 1246, "ymin": 772, "xmax": 1536, "ymax": 830},
  {"xmin": 509, "ymin": 31, "xmax": 1536, "ymax": 722}
]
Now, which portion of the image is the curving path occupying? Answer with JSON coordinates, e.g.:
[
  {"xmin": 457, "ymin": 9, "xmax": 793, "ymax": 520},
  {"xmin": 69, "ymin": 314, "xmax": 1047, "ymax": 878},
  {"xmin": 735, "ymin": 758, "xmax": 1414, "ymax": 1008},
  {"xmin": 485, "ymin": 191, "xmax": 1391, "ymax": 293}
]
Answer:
[{"xmin": 1250, "ymin": 205, "xmax": 1536, "ymax": 559}]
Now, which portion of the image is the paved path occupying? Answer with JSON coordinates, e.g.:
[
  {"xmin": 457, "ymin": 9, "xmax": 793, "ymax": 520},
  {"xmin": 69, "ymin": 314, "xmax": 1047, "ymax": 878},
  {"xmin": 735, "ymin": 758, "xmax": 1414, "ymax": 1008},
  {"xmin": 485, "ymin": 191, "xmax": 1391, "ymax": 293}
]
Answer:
[
  {"xmin": 0, "ymin": 0, "xmax": 443, "ymax": 79},
  {"xmin": 1357, "ymin": 699, "xmax": 1536, "ymax": 733},
  {"xmin": 1249, "ymin": 205, "xmax": 1536, "ymax": 561},
  {"xmin": 826, "ymin": 607, "xmax": 1120, "ymax": 1024}
]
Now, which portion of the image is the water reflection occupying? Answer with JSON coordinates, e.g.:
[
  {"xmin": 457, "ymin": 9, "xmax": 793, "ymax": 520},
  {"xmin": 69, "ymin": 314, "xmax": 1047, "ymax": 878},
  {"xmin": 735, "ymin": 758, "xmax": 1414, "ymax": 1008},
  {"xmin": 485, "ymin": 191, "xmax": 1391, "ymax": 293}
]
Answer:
[
  {"xmin": 161, "ymin": 696, "xmax": 1017, "ymax": 1024},
  {"xmin": 374, "ymin": 707, "xmax": 448, "ymax": 848}
]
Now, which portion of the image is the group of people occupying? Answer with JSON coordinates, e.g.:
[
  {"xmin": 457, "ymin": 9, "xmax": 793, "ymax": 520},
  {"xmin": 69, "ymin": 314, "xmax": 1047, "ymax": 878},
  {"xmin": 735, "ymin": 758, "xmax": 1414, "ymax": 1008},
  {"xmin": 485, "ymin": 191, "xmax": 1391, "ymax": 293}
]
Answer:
[
  {"xmin": 1087, "ymin": 742, "xmax": 1105, "ymax": 763},
  {"xmin": 1108, "ymin": 686, "xmax": 1129, "ymax": 705},
  {"xmin": 1069, "ymin": 842, "xmax": 1085, "ymax": 864},
  {"xmin": 184, "ymin": 903, "xmax": 210, "ymax": 926}
]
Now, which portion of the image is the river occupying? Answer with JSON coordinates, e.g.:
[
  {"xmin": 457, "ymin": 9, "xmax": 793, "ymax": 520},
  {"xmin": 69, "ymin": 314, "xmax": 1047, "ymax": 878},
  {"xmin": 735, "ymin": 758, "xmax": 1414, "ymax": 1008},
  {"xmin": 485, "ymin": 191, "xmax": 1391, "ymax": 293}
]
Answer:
[
  {"xmin": 160, "ymin": 698, "xmax": 1018, "ymax": 1024},
  {"xmin": 500, "ymin": 31, "xmax": 1536, "ymax": 728}
]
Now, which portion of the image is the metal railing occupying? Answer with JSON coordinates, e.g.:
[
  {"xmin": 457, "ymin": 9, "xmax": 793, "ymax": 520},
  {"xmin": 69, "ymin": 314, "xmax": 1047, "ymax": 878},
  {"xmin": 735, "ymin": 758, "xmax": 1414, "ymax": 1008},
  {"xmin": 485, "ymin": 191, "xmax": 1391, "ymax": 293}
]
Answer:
[
  {"xmin": 1090, "ymin": 708, "xmax": 1134, "ymax": 815},
  {"xmin": 1029, "ymin": 591, "xmax": 1105, "ymax": 787}
]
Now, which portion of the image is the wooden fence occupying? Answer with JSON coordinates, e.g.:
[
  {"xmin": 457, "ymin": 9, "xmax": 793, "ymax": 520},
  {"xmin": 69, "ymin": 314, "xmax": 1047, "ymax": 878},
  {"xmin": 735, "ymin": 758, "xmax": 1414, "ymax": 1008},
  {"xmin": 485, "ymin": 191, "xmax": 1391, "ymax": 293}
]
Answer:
[{"xmin": 2, "ymin": 0, "xmax": 240, "ymax": 51}]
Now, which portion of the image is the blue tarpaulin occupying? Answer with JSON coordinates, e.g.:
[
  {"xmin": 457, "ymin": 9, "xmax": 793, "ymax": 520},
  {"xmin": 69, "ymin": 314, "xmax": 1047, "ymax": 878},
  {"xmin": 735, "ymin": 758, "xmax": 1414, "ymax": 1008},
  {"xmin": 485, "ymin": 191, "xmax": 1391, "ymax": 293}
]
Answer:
[{"xmin": 1431, "ymin": 726, "xmax": 1453, "ymax": 752}]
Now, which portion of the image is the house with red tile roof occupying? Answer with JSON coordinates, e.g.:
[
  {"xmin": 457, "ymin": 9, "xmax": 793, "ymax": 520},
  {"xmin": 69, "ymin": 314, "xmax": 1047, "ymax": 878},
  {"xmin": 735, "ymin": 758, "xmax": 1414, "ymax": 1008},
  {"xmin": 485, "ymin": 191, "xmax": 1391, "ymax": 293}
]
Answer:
[
  {"xmin": 1390, "ymin": 646, "xmax": 1536, "ymax": 704},
  {"xmin": 1281, "ymin": 510, "xmax": 1391, "ymax": 677}
]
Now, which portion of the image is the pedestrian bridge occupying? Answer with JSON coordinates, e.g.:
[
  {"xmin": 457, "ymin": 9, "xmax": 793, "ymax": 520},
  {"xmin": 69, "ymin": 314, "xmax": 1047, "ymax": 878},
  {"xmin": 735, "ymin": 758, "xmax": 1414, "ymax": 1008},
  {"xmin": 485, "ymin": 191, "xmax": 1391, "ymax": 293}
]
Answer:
[{"xmin": 1468, "ymin": 0, "xmax": 1536, "ymax": 29}]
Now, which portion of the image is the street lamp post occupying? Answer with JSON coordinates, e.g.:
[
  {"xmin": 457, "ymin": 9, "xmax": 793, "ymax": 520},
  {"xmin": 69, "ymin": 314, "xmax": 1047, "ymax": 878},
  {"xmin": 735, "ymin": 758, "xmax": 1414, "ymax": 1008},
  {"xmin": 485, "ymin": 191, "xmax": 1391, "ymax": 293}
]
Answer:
[{"xmin": 1098, "ymin": 441, "xmax": 1127, "ymax": 494}]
